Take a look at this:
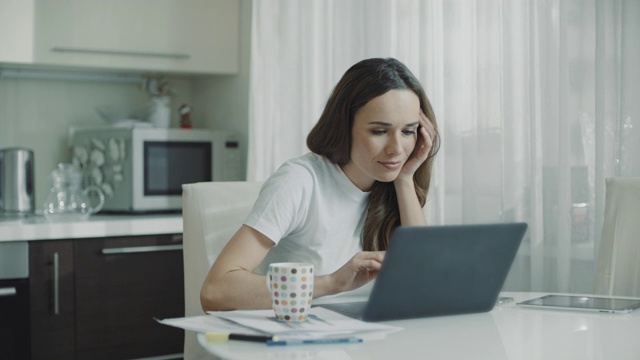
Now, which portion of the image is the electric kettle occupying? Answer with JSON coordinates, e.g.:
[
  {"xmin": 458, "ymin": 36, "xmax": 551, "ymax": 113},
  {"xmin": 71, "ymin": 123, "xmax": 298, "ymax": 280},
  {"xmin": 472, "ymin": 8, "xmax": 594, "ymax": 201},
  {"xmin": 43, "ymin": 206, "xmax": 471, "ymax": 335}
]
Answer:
[
  {"xmin": 0, "ymin": 148, "xmax": 35, "ymax": 216},
  {"xmin": 43, "ymin": 163, "xmax": 105, "ymax": 221}
]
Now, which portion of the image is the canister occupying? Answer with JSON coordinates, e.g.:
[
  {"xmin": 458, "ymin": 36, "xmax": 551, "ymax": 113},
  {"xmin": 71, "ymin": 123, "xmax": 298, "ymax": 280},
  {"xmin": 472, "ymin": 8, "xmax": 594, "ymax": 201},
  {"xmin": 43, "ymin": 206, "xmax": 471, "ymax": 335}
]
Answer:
[{"xmin": 0, "ymin": 148, "xmax": 35, "ymax": 215}]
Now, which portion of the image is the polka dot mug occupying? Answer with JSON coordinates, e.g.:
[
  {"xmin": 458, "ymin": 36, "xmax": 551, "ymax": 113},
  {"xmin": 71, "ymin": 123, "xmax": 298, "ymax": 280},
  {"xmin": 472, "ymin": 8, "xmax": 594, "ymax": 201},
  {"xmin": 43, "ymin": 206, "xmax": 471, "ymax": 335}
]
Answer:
[{"xmin": 266, "ymin": 262, "xmax": 314, "ymax": 322}]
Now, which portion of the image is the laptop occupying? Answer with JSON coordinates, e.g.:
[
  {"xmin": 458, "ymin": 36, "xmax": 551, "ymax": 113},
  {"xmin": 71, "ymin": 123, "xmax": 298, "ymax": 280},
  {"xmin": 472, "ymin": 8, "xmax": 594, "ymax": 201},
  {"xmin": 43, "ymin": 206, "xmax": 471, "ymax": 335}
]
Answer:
[{"xmin": 318, "ymin": 222, "xmax": 527, "ymax": 322}]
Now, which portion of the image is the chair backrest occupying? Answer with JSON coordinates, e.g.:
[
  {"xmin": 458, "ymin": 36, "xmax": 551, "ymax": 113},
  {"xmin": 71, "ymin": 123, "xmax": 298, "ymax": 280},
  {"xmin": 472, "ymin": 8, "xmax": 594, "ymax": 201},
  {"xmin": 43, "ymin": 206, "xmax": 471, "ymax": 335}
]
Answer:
[
  {"xmin": 593, "ymin": 177, "xmax": 640, "ymax": 297},
  {"xmin": 181, "ymin": 181, "xmax": 263, "ymax": 360}
]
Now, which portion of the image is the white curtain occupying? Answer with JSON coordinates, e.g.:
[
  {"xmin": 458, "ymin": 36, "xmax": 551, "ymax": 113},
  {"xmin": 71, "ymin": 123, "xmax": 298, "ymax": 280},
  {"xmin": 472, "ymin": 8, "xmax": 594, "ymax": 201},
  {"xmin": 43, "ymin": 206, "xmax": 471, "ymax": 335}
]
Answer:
[{"xmin": 247, "ymin": 0, "xmax": 640, "ymax": 294}]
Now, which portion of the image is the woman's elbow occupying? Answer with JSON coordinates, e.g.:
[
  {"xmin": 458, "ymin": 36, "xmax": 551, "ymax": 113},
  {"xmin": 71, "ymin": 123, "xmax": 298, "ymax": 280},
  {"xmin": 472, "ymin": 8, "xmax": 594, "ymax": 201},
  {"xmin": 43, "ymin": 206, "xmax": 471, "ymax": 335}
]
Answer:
[{"xmin": 200, "ymin": 280, "xmax": 226, "ymax": 312}]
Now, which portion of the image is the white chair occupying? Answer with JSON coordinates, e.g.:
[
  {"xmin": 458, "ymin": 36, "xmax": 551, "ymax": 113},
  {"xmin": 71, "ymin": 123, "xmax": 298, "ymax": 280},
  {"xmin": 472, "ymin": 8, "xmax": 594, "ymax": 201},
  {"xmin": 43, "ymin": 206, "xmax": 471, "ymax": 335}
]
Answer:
[
  {"xmin": 182, "ymin": 181, "xmax": 263, "ymax": 360},
  {"xmin": 593, "ymin": 177, "xmax": 640, "ymax": 297}
]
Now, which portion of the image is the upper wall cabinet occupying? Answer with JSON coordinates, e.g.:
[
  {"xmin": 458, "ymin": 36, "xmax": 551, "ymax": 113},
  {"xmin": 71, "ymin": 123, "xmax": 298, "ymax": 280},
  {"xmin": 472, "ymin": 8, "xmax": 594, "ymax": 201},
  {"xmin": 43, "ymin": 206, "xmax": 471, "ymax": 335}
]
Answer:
[
  {"xmin": 0, "ymin": 0, "xmax": 35, "ymax": 64},
  {"xmin": 2, "ymin": 0, "xmax": 240, "ymax": 75}
]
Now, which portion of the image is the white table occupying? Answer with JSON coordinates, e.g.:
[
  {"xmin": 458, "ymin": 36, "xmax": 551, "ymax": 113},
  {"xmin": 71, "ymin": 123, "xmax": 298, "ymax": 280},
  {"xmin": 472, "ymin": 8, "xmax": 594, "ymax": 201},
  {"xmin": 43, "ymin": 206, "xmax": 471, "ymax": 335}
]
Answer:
[{"xmin": 197, "ymin": 292, "xmax": 640, "ymax": 360}]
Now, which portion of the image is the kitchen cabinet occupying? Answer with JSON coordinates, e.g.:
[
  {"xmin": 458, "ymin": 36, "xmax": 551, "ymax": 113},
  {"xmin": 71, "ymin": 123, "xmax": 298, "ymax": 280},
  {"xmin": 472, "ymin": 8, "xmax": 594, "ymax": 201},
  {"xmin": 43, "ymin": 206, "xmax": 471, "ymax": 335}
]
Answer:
[
  {"xmin": 29, "ymin": 240, "xmax": 75, "ymax": 360},
  {"xmin": 29, "ymin": 234, "xmax": 185, "ymax": 360},
  {"xmin": 0, "ymin": 0, "xmax": 34, "ymax": 64},
  {"xmin": 34, "ymin": 0, "xmax": 239, "ymax": 74},
  {"xmin": 0, "ymin": 242, "xmax": 31, "ymax": 359},
  {"xmin": 0, "ymin": 0, "xmax": 239, "ymax": 74}
]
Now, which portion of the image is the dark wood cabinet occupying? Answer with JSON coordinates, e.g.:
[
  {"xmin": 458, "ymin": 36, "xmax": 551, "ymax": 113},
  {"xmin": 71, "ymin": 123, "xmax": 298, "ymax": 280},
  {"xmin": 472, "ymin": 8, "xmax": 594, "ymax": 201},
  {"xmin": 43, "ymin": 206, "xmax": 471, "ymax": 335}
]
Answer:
[
  {"xmin": 29, "ymin": 240, "xmax": 76, "ymax": 360},
  {"xmin": 29, "ymin": 234, "xmax": 185, "ymax": 360},
  {"xmin": 74, "ymin": 234, "xmax": 185, "ymax": 359}
]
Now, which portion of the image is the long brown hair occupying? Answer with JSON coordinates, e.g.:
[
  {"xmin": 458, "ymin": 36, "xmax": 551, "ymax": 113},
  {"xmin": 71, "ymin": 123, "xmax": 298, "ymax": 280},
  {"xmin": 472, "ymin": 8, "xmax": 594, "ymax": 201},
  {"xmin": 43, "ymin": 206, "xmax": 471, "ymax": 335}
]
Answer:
[{"xmin": 307, "ymin": 58, "xmax": 440, "ymax": 251}]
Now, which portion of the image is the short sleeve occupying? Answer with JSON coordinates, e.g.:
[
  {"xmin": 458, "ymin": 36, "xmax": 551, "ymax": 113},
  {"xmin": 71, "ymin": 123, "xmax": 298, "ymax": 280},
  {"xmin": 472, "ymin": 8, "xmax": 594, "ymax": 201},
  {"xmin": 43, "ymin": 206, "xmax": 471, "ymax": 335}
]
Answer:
[{"xmin": 244, "ymin": 163, "xmax": 313, "ymax": 244}]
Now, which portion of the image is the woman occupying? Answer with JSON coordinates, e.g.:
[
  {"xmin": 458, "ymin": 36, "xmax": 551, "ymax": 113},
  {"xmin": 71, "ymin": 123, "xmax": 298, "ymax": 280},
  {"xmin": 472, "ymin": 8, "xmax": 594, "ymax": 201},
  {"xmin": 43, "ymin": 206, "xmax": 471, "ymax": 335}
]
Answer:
[{"xmin": 201, "ymin": 58, "xmax": 440, "ymax": 311}]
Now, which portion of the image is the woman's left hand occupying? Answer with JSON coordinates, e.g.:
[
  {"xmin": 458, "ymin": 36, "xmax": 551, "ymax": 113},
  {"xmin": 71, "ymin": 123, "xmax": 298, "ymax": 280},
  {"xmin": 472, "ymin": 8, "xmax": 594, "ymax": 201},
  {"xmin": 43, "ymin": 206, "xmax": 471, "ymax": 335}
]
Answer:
[{"xmin": 397, "ymin": 111, "xmax": 435, "ymax": 180}]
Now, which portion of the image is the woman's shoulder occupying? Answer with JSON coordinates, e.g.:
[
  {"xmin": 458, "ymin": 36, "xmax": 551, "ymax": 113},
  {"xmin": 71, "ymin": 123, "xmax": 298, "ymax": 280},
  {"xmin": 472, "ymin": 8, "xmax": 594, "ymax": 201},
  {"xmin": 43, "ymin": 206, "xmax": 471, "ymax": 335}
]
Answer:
[
  {"xmin": 260, "ymin": 153, "xmax": 316, "ymax": 194},
  {"xmin": 275, "ymin": 152, "xmax": 331, "ymax": 180},
  {"xmin": 253, "ymin": 154, "xmax": 321, "ymax": 219},
  {"xmin": 258, "ymin": 153, "xmax": 336, "ymax": 203}
]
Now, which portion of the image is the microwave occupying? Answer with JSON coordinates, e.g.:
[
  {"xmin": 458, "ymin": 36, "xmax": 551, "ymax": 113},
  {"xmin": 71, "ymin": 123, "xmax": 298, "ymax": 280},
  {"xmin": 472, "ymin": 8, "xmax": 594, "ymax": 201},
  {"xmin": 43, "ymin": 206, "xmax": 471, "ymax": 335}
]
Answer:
[{"xmin": 69, "ymin": 127, "xmax": 242, "ymax": 212}]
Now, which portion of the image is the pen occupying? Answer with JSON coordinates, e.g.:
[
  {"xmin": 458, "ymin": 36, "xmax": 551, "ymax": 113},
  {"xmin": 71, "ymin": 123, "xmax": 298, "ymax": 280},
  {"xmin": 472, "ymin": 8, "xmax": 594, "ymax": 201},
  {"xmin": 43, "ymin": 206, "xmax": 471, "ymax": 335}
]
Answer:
[
  {"xmin": 266, "ymin": 336, "xmax": 363, "ymax": 346},
  {"xmin": 206, "ymin": 331, "xmax": 278, "ymax": 343}
]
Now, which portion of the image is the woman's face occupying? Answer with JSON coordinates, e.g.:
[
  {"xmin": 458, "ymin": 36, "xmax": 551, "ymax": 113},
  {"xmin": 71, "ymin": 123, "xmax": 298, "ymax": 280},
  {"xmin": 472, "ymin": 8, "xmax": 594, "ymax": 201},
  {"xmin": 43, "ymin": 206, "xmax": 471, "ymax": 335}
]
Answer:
[{"xmin": 342, "ymin": 89, "xmax": 420, "ymax": 191}]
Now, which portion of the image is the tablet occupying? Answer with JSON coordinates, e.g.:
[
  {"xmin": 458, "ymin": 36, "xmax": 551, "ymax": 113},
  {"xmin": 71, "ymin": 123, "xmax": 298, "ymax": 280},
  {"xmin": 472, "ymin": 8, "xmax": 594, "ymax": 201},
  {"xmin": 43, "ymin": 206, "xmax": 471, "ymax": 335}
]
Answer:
[{"xmin": 517, "ymin": 294, "xmax": 640, "ymax": 313}]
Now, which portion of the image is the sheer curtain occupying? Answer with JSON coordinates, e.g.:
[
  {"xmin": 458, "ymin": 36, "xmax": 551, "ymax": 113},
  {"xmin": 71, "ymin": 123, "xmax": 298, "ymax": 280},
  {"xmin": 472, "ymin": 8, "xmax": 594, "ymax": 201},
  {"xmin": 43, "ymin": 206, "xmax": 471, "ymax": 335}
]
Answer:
[{"xmin": 247, "ymin": 0, "xmax": 640, "ymax": 293}]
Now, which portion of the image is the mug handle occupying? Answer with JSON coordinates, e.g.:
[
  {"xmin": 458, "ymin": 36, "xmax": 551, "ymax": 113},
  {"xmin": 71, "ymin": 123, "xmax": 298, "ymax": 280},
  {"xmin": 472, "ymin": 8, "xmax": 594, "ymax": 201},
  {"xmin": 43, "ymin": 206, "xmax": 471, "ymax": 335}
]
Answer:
[
  {"xmin": 266, "ymin": 268, "xmax": 271, "ymax": 291},
  {"xmin": 84, "ymin": 185, "xmax": 105, "ymax": 214}
]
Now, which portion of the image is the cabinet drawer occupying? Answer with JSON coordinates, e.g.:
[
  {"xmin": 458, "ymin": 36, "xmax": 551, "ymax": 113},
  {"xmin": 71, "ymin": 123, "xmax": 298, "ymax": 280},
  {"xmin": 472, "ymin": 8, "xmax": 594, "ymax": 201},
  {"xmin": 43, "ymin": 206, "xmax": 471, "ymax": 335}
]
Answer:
[{"xmin": 74, "ymin": 234, "xmax": 184, "ymax": 360}]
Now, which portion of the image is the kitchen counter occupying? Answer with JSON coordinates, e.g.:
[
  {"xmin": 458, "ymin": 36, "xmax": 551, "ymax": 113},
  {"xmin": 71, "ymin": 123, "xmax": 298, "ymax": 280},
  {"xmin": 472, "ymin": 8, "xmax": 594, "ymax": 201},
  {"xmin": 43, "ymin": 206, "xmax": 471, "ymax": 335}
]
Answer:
[{"xmin": 0, "ymin": 214, "xmax": 182, "ymax": 242}]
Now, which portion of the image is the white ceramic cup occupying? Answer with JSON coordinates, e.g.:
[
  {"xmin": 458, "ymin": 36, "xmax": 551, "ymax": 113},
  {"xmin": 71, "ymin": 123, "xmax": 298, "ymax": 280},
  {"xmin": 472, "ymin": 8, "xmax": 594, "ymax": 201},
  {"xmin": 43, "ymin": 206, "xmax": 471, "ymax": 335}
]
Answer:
[
  {"xmin": 266, "ymin": 262, "xmax": 314, "ymax": 322},
  {"xmin": 148, "ymin": 96, "xmax": 171, "ymax": 128}
]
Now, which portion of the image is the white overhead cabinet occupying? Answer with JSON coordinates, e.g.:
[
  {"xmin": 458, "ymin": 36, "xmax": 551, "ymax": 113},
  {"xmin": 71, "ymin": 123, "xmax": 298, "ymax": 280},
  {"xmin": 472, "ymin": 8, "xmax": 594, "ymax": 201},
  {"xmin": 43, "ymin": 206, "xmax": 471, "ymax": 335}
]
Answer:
[
  {"xmin": 2, "ymin": 0, "xmax": 240, "ymax": 74},
  {"xmin": 0, "ymin": 0, "xmax": 35, "ymax": 64}
]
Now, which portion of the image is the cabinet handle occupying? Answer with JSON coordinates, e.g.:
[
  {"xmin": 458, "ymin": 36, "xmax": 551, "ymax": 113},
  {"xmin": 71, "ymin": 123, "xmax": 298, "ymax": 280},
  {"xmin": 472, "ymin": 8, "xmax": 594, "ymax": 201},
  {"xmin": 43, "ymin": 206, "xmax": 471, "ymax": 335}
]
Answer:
[
  {"xmin": 53, "ymin": 252, "xmax": 60, "ymax": 315},
  {"xmin": 101, "ymin": 244, "xmax": 183, "ymax": 255},
  {"xmin": 0, "ymin": 287, "xmax": 17, "ymax": 297},
  {"xmin": 52, "ymin": 46, "xmax": 190, "ymax": 59}
]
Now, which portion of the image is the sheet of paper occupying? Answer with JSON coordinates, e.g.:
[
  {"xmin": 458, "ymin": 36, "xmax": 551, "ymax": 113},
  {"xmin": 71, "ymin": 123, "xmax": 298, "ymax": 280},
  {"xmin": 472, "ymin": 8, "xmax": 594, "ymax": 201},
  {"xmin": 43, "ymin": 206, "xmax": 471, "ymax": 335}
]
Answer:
[
  {"xmin": 157, "ymin": 315, "xmax": 266, "ymax": 335},
  {"xmin": 208, "ymin": 307, "xmax": 402, "ymax": 337}
]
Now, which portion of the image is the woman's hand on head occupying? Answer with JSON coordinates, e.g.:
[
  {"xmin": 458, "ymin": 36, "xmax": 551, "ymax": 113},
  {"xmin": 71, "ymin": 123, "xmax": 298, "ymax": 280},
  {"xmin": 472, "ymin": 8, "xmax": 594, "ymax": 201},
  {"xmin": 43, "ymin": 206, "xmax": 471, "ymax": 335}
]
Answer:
[
  {"xmin": 397, "ymin": 111, "xmax": 435, "ymax": 182},
  {"xmin": 329, "ymin": 251, "xmax": 385, "ymax": 293}
]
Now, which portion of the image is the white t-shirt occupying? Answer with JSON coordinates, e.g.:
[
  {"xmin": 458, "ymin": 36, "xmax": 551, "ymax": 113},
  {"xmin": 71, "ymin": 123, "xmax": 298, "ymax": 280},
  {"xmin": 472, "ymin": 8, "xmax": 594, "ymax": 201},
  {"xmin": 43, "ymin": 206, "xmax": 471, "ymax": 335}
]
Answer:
[{"xmin": 245, "ymin": 152, "xmax": 370, "ymax": 276}]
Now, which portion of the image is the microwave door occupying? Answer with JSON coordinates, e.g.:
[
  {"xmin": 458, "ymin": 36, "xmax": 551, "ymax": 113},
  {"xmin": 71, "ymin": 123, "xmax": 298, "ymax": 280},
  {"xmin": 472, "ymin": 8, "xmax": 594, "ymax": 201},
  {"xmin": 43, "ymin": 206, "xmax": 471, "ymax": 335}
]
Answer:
[{"xmin": 133, "ymin": 140, "xmax": 211, "ymax": 211}]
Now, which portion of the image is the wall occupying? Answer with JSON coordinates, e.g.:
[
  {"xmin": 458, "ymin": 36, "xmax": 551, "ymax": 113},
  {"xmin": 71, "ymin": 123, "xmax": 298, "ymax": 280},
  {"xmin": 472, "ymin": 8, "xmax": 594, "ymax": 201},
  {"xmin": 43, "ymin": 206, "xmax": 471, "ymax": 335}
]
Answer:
[{"xmin": 193, "ymin": 0, "xmax": 252, "ymax": 179}]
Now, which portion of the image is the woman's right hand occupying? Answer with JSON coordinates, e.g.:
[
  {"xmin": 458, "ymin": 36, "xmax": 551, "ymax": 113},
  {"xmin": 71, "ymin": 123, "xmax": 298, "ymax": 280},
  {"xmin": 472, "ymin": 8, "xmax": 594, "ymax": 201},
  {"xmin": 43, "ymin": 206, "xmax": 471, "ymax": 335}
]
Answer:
[{"xmin": 327, "ymin": 251, "xmax": 386, "ymax": 293}]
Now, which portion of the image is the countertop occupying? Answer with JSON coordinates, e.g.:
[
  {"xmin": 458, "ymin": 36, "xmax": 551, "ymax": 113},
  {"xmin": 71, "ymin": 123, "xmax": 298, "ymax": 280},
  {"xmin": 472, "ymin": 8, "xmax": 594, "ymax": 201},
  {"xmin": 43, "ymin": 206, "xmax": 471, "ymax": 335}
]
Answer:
[{"xmin": 0, "ymin": 214, "xmax": 183, "ymax": 242}]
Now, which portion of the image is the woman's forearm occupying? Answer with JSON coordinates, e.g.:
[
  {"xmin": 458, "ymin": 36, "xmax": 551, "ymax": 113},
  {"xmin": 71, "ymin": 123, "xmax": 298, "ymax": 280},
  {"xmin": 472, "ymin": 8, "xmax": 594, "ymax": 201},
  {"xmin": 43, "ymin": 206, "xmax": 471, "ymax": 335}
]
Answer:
[
  {"xmin": 201, "ymin": 268, "xmax": 273, "ymax": 311},
  {"xmin": 201, "ymin": 270, "xmax": 339, "ymax": 312}
]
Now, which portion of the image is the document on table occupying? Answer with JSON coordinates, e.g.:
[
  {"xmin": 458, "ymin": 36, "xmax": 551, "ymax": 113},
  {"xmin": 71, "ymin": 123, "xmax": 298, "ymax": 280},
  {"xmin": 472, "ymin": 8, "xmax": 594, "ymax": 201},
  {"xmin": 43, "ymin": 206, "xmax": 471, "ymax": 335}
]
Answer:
[
  {"xmin": 157, "ymin": 314, "xmax": 266, "ymax": 335},
  {"xmin": 210, "ymin": 307, "xmax": 401, "ymax": 338},
  {"xmin": 158, "ymin": 307, "xmax": 402, "ymax": 340}
]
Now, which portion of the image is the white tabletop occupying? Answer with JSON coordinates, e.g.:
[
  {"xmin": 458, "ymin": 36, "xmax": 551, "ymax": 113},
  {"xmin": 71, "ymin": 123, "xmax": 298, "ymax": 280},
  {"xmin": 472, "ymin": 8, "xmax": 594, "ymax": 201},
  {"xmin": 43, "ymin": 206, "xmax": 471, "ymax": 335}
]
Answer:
[{"xmin": 197, "ymin": 292, "xmax": 640, "ymax": 360}]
